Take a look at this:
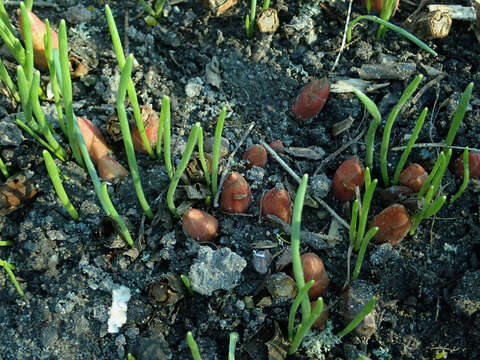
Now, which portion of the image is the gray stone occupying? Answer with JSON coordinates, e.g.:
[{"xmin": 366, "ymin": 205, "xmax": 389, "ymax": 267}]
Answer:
[
  {"xmin": 311, "ymin": 173, "xmax": 331, "ymax": 199},
  {"xmin": 189, "ymin": 246, "xmax": 247, "ymax": 296}
]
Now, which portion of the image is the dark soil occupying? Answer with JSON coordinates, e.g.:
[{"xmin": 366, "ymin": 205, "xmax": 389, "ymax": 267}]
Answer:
[{"xmin": 1, "ymin": 0, "xmax": 480, "ymax": 359}]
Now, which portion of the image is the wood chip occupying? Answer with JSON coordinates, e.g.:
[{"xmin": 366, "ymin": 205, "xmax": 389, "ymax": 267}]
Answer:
[{"xmin": 0, "ymin": 173, "xmax": 38, "ymax": 215}]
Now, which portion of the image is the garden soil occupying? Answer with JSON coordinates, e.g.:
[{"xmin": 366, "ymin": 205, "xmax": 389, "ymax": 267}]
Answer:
[{"xmin": 1, "ymin": 0, "xmax": 480, "ymax": 359}]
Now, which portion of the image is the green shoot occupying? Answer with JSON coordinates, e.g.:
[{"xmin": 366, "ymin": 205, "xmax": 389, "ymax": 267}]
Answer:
[
  {"xmin": 288, "ymin": 280, "xmax": 314, "ymax": 342},
  {"xmin": 15, "ymin": 118, "xmax": 65, "ymax": 160},
  {"xmin": 43, "ymin": 150, "xmax": 79, "ymax": 221},
  {"xmin": 376, "ymin": 0, "xmax": 397, "ymax": 39},
  {"xmin": 393, "ymin": 107, "xmax": 427, "ymax": 185},
  {"xmin": 180, "ymin": 274, "xmax": 194, "ymax": 296},
  {"xmin": 0, "ymin": 259, "xmax": 24, "ymax": 296},
  {"xmin": 44, "ymin": 20, "xmax": 65, "ymax": 135},
  {"xmin": 445, "ymin": 82, "xmax": 474, "ymax": 148},
  {"xmin": 19, "ymin": 2, "xmax": 33, "ymax": 82},
  {"xmin": 450, "ymin": 148, "xmax": 469, "ymax": 204},
  {"xmin": 156, "ymin": 95, "xmax": 169, "ymax": 157},
  {"xmin": 336, "ymin": 296, "xmax": 376, "ymax": 338},
  {"xmin": 380, "ymin": 74, "xmax": 423, "ymax": 186},
  {"xmin": 58, "ymin": 20, "xmax": 84, "ymax": 167},
  {"xmin": 137, "ymin": 0, "xmax": 166, "ymax": 26},
  {"xmin": 0, "ymin": 0, "xmax": 14, "ymax": 35},
  {"xmin": 167, "ymin": 123, "xmax": 201, "ymax": 217},
  {"xmin": 245, "ymin": 0, "xmax": 257, "ymax": 38},
  {"xmin": 0, "ymin": 58, "xmax": 20, "ymax": 102},
  {"xmin": 0, "ymin": 154, "xmax": 9, "ymax": 178},
  {"xmin": 105, "ymin": 5, "xmax": 155, "ymax": 158},
  {"xmin": 187, "ymin": 332, "xmax": 202, "ymax": 360},
  {"xmin": 163, "ymin": 95, "xmax": 173, "ymax": 178},
  {"xmin": 17, "ymin": 65, "xmax": 36, "ymax": 131},
  {"xmin": 354, "ymin": 169, "xmax": 378, "ymax": 251},
  {"xmin": 211, "ymin": 106, "xmax": 226, "ymax": 196},
  {"xmin": 262, "ymin": 0, "xmax": 270, "ymax": 10},
  {"xmin": 127, "ymin": 354, "xmax": 136, "ymax": 360},
  {"xmin": 349, "ymin": 199, "xmax": 359, "ymax": 245},
  {"xmin": 290, "ymin": 174, "xmax": 310, "ymax": 321},
  {"xmin": 100, "ymin": 183, "xmax": 135, "ymax": 247},
  {"xmin": 197, "ymin": 128, "xmax": 211, "ymax": 186},
  {"xmin": 0, "ymin": 6, "xmax": 25, "ymax": 66},
  {"xmin": 352, "ymin": 226, "xmax": 378, "ymax": 280},
  {"xmin": 0, "ymin": 240, "xmax": 13, "ymax": 246},
  {"xmin": 347, "ymin": 15, "xmax": 438, "ymax": 57},
  {"xmin": 418, "ymin": 151, "xmax": 444, "ymax": 198},
  {"xmin": 288, "ymin": 298, "xmax": 324, "ymax": 354},
  {"xmin": 352, "ymin": 88, "xmax": 381, "ymax": 169},
  {"xmin": 117, "ymin": 54, "xmax": 153, "ymax": 219},
  {"xmin": 228, "ymin": 332, "xmax": 239, "ymax": 360},
  {"xmin": 24, "ymin": 0, "xmax": 33, "ymax": 10}
]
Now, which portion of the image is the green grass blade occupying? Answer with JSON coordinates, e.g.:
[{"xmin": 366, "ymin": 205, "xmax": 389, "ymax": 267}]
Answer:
[
  {"xmin": 0, "ymin": 57, "xmax": 19, "ymax": 102},
  {"xmin": 352, "ymin": 88, "xmax": 381, "ymax": 169},
  {"xmin": 288, "ymin": 280, "xmax": 314, "ymax": 342},
  {"xmin": 0, "ymin": 154, "xmax": 9, "ymax": 178},
  {"xmin": 337, "ymin": 296, "xmax": 376, "ymax": 338},
  {"xmin": 166, "ymin": 123, "xmax": 201, "ymax": 217},
  {"xmin": 424, "ymin": 195, "xmax": 446, "ymax": 218},
  {"xmin": 163, "ymin": 97, "xmax": 173, "ymax": 178},
  {"xmin": 445, "ymin": 82, "xmax": 474, "ymax": 147},
  {"xmin": 228, "ymin": 332, "xmax": 239, "ymax": 360},
  {"xmin": 197, "ymin": 128, "xmax": 211, "ymax": 186},
  {"xmin": 187, "ymin": 332, "xmax": 202, "ymax": 360},
  {"xmin": 380, "ymin": 74, "xmax": 423, "ymax": 186},
  {"xmin": 211, "ymin": 106, "xmax": 226, "ymax": 196},
  {"xmin": 393, "ymin": 107, "xmax": 427, "ymax": 185},
  {"xmin": 288, "ymin": 298, "xmax": 324, "ymax": 354},
  {"xmin": 450, "ymin": 148, "xmax": 469, "ymax": 204},
  {"xmin": 354, "ymin": 179, "xmax": 378, "ymax": 251},
  {"xmin": 347, "ymin": 15, "xmax": 437, "ymax": 57},
  {"xmin": 349, "ymin": 199, "xmax": 359, "ymax": 246},
  {"xmin": 156, "ymin": 95, "xmax": 169, "ymax": 157},
  {"xmin": 0, "ymin": 260, "xmax": 24, "ymax": 296},
  {"xmin": 117, "ymin": 54, "xmax": 153, "ymax": 218},
  {"xmin": 0, "ymin": 0, "xmax": 14, "ymax": 35},
  {"xmin": 19, "ymin": 3, "xmax": 33, "ymax": 82},
  {"xmin": 43, "ymin": 150, "xmax": 79, "ymax": 221},
  {"xmin": 290, "ymin": 174, "xmax": 310, "ymax": 322},
  {"xmin": 352, "ymin": 226, "xmax": 378, "ymax": 280},
  {"xmin": 100, "ymin": 183, "xmax": 135, "ymax": 247},
  {"xmin": 16, "ymin": 118, "xmax": 65, "ymax": 161},
  {"xmin": 137, "ymin": 0, "xmax": 155, "ymax": 16}
]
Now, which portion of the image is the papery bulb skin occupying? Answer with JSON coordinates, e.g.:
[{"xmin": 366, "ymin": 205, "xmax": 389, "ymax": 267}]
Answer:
[
  {"xmin": 245, "ymin": 144, "xmax": 267, "ymax": 169},
  {"xmin": 182, "ymin": 208, "xmax": 219, "ymax": 242},
  {"xmin": 220, "ymin": 172, "xmax": 252, "ymax": 213},
  {"xmin": 399, "ymin": 164, "xmax": 428, "ymax": 192},
  {"xmin": 19, "ymin": 10, "xmax": 58, "ymax": 69},
  {"xmin": 261, "ymin": 185, "xmax": 292, "ymax": 224},
  {"xmin": 332, "ymin": 156, "xmax": 365, "ymax": 201},
  {"xmin": 369, "ymin": 204, "xmax": 411, "ymax": 246},
  {"xmin": 291, "ymin": 78, "xmax": 330, "ymax": 121}
]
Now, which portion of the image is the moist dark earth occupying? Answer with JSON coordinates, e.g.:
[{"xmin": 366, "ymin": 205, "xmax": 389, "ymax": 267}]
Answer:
[{"xmin": 1, "ymin": 0, "xmax": 480, "ymax": 359}]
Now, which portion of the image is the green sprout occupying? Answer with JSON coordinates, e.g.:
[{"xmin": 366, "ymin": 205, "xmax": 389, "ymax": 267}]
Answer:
[
  {"xmin": 0, "ymin": 154, "xmax": 10, "ymax": 178},
  {"xmin": 137, "ymin": 0, "xmax": 166, "ymax": 26},
  {"xmin": 105, "ymin": 5, "xmax": 155, "ymax": 159},
  {"xmin": 287, "ymin": 174, "xmax": 326, "ymax": 354},
  {"xmin": 376, "ymin": 0, "xmax": 398, "ymax": 39},
  {"xmin": 392, "ymin": 107, "xmax": 428, "ymax": 185},
  {"xmin": 44, "ymin": 19, "xmax": 65, "ymax": 135},
  {"xmin": 0, "ymin": 259, "xmax": 24, "ymax": 296},
  {"xmin": 100, "ymin": 183, "xmax": 135, "ymax": 247},
  {"xmin": 336, "ymin": 296, "xmax": 376, "ymax": 338},
  {"xmin": 211, "ymin": 106, "xmax": 226, "ymax": 197},
  {"xmin": 180, "ymin": 274, "xmax": 194, "ymax": 296},
  {"xmin": 380, "ymin": 74, "xmax": 423, "ymax": 186},
  {"xmin": 228, "ymin": 332, "xmax": 239, "ymax": 360},
  {"xmin": 162, "ymin": 96, "xmax": 173, "ymax": 178},
  {"xmin": 197, "ymin": 128, "xmax": 211, "ymax": 186},
  {"xmin": 353, "ymin": 168, "xmax": 378, "ymax": 252},
  {"xmin": 352, "ymin": 88, "xmax": 381, "ymax": 169},
  {"xmin": 19, "ymin": 2, "xmax": 33, "ymax": 82},
  {"xmin": 167, "ymin": 123, "xmax": 201, "ymax": 217},
  {"xmin": 43, "ymin": 150, "xmax": 79, "ymax": 221},
  {"xmin": 187, "ymin": 332, "xmax": 202, "ymax": 360},
  {"xmin": 117, "ymin": 54, "xmax": 153, "ymax": 219},
  {"xmin": 156, "ymin": 95, "xmax": 168, "ymax": 157},
  {"xmin": 450, "ymin": 148, "xmax": 469, "ymax": 204},
  {"xmin": 0, "ymin": 58, "xmax": 20, "ymax": 102},
  {"xmin": 347, "ymin": 16, "xmax": 438, "ymax": 57},
  {"xmin": 127, "ymin": 354, "xmax": 136, "ymax": 360},
  {"xmin": 0, "ymin": 1, "xmax": 25, "ymax": 67},
  {"xmin": 245, "ymin": 0, "xmax": 257, "ymax": 38}
]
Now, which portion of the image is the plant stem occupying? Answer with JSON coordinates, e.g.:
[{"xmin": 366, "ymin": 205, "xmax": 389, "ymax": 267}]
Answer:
[{"xmin": 211, "ymin": 106, "xmax": 226, "ymax": 196}]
